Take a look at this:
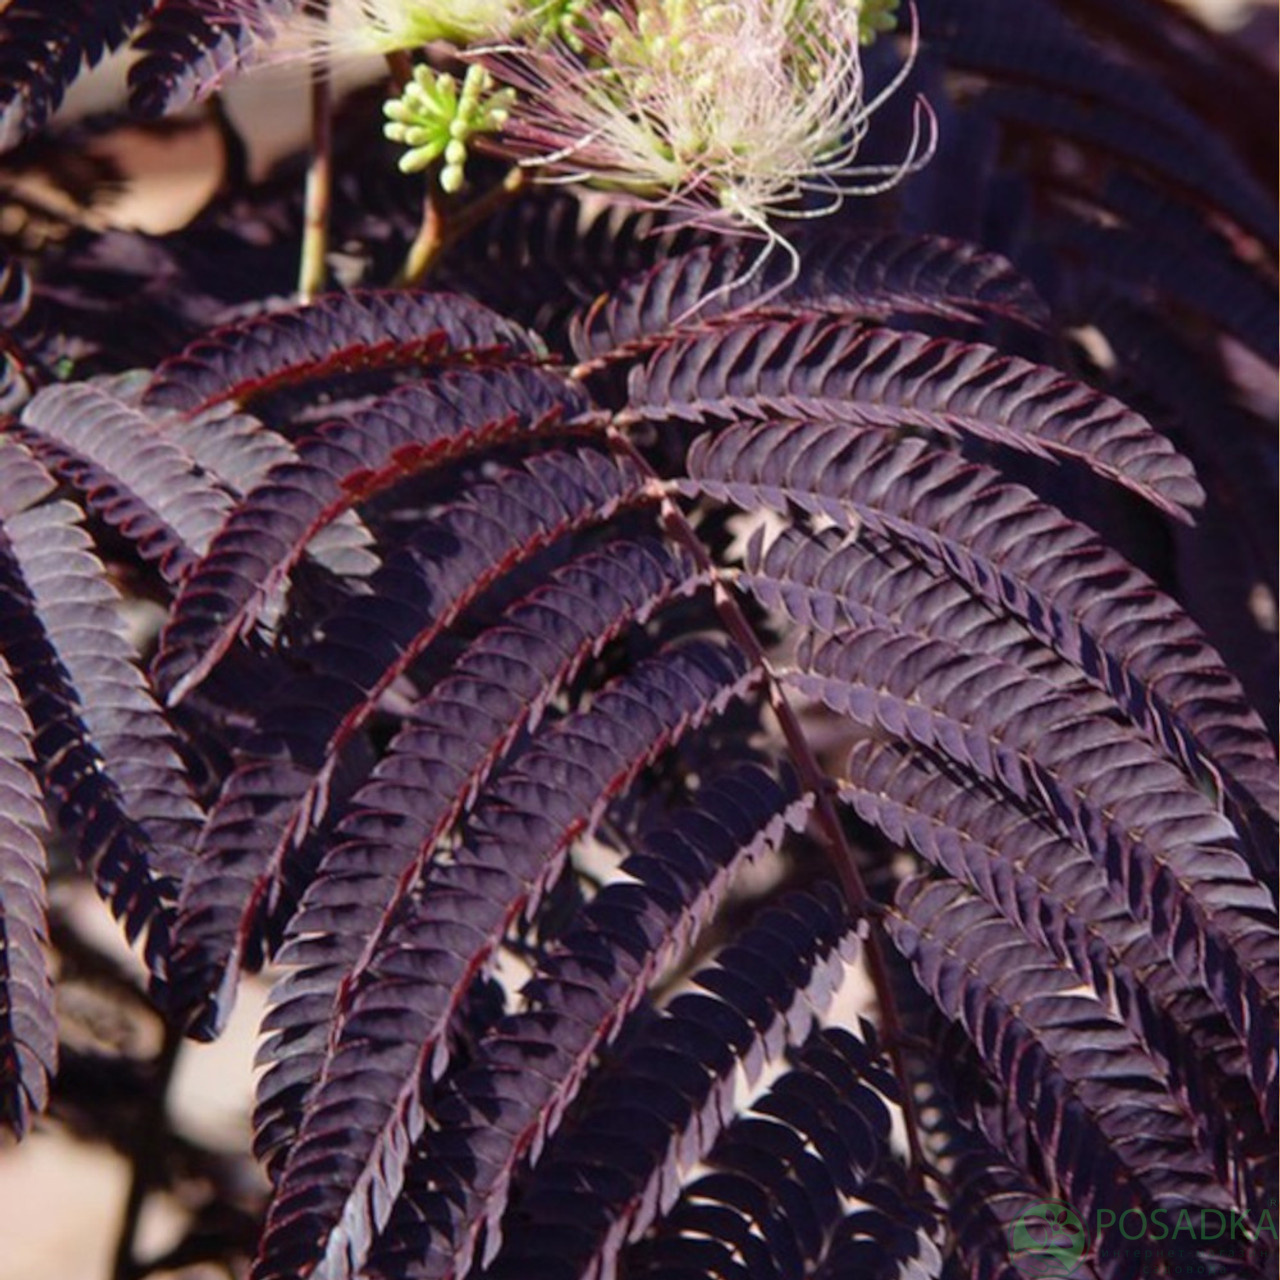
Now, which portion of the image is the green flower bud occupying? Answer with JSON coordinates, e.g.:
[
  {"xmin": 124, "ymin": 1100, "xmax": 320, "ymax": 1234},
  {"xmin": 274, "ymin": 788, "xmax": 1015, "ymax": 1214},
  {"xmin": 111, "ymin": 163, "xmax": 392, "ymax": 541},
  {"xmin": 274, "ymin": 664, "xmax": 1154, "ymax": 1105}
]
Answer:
[{"xmin": 383, "ymin": 63, "xmax": 516, "ymax": 191}]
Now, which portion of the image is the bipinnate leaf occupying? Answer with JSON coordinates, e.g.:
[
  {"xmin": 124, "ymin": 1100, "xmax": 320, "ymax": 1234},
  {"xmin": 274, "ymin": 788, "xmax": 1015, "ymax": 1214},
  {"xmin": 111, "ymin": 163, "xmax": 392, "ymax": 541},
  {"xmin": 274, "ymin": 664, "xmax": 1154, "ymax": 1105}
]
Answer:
[{"xmin": 0, "ymin": 14, "xmax": 1271, "ymax": 1274}]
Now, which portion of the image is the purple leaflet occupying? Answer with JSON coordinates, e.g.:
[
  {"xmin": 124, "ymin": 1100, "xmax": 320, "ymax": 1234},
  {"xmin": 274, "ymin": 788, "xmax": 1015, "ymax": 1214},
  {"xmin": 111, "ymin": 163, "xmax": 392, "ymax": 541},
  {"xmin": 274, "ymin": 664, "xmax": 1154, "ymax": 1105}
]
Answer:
[
  {"xmin": 14, "ymin": 377, "xmax": 234, "ymax": 582},
  {"xmin": 153, "ymin": 364, "xmax": 587, "ymax": 703},
  {"xmin": 472, "ymin": 885, "xmax": 856, "ymax": 1280},
  {"xmin": 890, "ymin": 876, "xmax": 1239, "ymax": 1278},
  {"xmin": 167, "ymin": 445, "xmax": 649, "ymax": 1034},
  {"xmin": 0, "ymin": 439, "xmax": 203, "ymax": 977},
  {"xmin": 251, "ymin": 639, "xmax": 758, "ymax": 1280},
  {"xmin": 0, "ymin": 652, "xmax": 54, "ymax": 1137},
  {"xmin": 741, "ymin": 522, "xmax": 1271, "ymax": 853},
  {"xmin": 0, "ymin": 0, "xmax": 152, "ymax": 149},
  {"xmin": 335, "ymin": 765, "xmax": 812, "ymax": 1279},
  {"xmin": 914, "ymin": 0, "xmax": 1276, "ymax": 249},
  {"xmin": 129, "ymin": 1, "xmax": 299, "ymax": 116},
  {"xmin": 158, "ymin": 398, "xmax": 380, "ymax": 589},
  {"xmin": 787, "ymin": 622, "xmax": 1279, "ymax": 1110},
  {"xmin": 618, "ymin": 1024, "xmax": 902, "ymax": 1280},
  {"xmin": 841, "ymin": 737, "xmax": 1267, "ymax": 1201},
  {"xmin": 1060, "ymin": 175, "xmax": 1276, "ymax": 364},
  {"xmin": 681, "ymin": 423, "xmax": 1280, "ymax": 883},
  {"xmin": 140, "ymin": 290, "xmax": 534, "ymax": 416},
  {"xmin": 943, "ymin": 1130, "xmax": 1107, "ymax": 1280},
  {"xmin": 253, "ymin": 535, "xmax": 705, "ymax": 1174},
  {"xmin": 630, "ymin": 318, "xmax": 1205, "ymax": 519},
  {"xmin": 570, "ymin": 232, "xmax": 1050, "ymax": 367}
]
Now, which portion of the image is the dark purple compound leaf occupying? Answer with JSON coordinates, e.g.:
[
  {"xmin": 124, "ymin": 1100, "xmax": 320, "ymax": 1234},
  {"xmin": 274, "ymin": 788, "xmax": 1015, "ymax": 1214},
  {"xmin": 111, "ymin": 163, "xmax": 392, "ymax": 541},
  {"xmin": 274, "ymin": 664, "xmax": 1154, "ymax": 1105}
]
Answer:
[
  {"xmin": 890, "ymin": 876, "xmax": 1248, "ymax": 1280},
  {"xmin": 1091, "ymin": 295, "xmax": 1275, "ymax": 571},
  {"xmin": 14, "ymin": 377, "xmax": 235, "ymax": 582},
  {"xmin": 813, "ymin": 1189, "xmax": 943, "ymax": 1280},
  {"xmin": 308, "ymin": 765, "xmax": 812, "ymax": 1279},
  {"xmin": 153, "ymin": 364, "xmax": 587, "ymax": 703},
  {"xmin": 979, "ymin": 80, "xmax": 1276, "ymax": 254},
  {"xmin": 740, "ymin": 522, "xmax": 1270, "ymax": 856},
  {"xmin": 0, "ymin": 439, "xmax": 203, "ymax": 978},
  {"xmin": 629, "ymin": 318, "xmax": 1205, "ymax": 520},
  {"xmin": 570, "ymin": 232, "xmax": 1050, "ymax": 367},
  {"xmin": 618, "ymin": 1024, "xmax": 906, "ymax": 1280},
  {"xmin": 153, "ymin": 397, "xmax": 380, "ymax": 588},
  {"xmin": 468, "ymin": 884, "xmax": 857, "ymax": 1280},
  {"xmin": 785, "ymin": 623, "xmax": 1279, "ymax": 1110},
  {"xmin": 250, "ymin": 639, "xmax": 759, "ymax": 1280},
  {"xmin": 941, "ymin": 1129, "xmax": 1107, "ymax": 1280},
  {"xmin": 0, "ymin": 0, "xmax": 153, "ymax": 150},
  {"xmin": 912, "ymin": 0, "xmax": 1277, "ymax": 249},
  {"xmin": 1058, "ymin": 173, "xmax": 1278, "ymax": 365},
  {"xmin": 0, "ymin": 653, "xmax": 55, "ymax": 1137},
  {"xmin": 679, "ymin": 423, "xmax": 1280, "ymax": 884},
  {"xmin": 167, "ymin": 445, "xmax": 649, "ymax": 1035},
  {"xmin": 253, "ymin": 536, "xmax": 707, "ymax": 1175},
  {"xmin": 128, "ymin": 0, "xmax": 301, "ymax": 116},
  {"xmin": 140, "ymin": 289, "xmax": 535, "ymax": 417},
  {"xmin": 840, "ymin": 737, "xmax": 1270, "ymax": 1206}
]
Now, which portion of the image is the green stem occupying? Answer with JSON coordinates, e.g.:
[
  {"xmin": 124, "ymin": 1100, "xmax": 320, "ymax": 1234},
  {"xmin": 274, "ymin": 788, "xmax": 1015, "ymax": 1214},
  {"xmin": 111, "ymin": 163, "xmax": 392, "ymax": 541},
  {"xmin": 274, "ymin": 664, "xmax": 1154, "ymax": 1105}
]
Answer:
[
  {"xmin": 394, "ymin": 166, "xmax": 526, "ymax": 287},
  {"xmin": 298, "ymin": 19, "xmax": 333, "ymax": 301}
]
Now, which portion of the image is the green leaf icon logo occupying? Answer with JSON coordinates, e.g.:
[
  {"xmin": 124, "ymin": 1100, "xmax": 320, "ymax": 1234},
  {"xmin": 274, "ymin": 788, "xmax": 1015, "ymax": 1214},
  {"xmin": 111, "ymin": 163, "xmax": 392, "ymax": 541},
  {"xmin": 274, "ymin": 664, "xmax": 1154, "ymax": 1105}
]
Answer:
[{"xmin": 1009, "ymin": 1200, "xmax": 1087, "ymax": 1278}]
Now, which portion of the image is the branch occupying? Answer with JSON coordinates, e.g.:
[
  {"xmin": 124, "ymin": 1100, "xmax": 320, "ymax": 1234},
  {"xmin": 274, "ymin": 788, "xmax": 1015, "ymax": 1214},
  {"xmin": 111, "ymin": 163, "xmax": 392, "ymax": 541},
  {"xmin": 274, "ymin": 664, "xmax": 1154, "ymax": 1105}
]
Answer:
[
  {"xmin": 297, "ymin": 7, "xmax": 333, "ymax": 301},
  {"xmin": 603, "ymin": 425, "xmax": 930, "ymax": 1186},
  {"xmin": 394, "ymin": 166, "xmax": 526, "ymax": 286}
]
